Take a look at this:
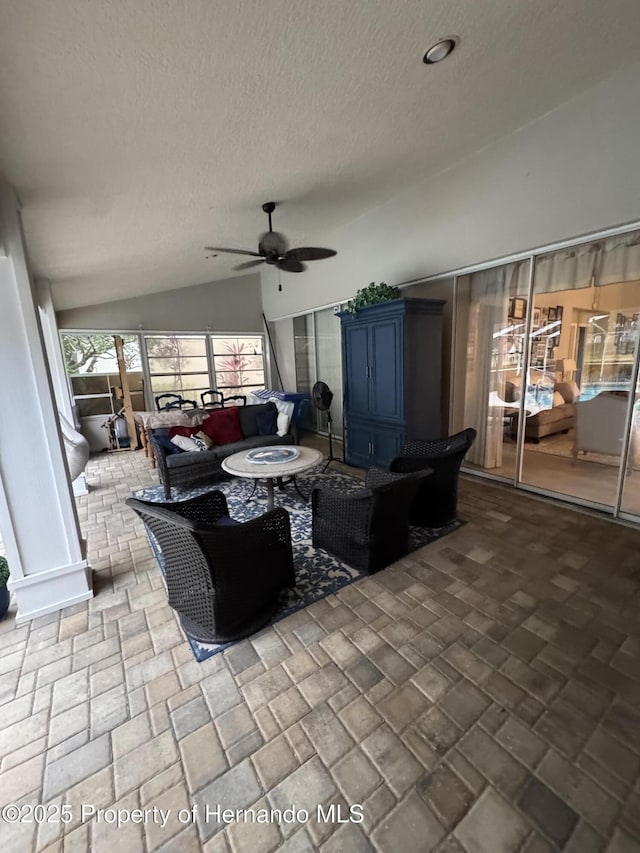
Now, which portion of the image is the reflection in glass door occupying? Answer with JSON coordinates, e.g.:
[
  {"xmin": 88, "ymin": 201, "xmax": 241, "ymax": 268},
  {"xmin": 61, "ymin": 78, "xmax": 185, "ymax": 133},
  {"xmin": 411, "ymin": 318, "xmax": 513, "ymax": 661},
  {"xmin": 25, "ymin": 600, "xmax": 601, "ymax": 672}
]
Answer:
[
  {"xmin": 293, "ymin": 314, "xmax": 315, "ymax": 430},
  {"xmin": 520, "ymin": 231, "xmax": 640, "ymax": 511},
  {"xmin": 294, "ymin": 307, "xmax": 345, "ymax": 435},
  {"xmin": 451, "ymin": 261, "xmax": 531, "ymax": 481},
  {"xmin": 314, "ymin": 308, "xmax": 343, "ymax": 434}
]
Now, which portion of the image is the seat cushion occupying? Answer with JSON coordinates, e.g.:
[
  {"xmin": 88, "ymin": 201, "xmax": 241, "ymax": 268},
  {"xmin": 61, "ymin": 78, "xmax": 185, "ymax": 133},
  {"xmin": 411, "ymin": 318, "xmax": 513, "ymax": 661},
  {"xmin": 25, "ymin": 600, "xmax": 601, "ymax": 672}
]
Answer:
[
  {"xmin": 554, "ymin": 381, "xmax": 581, "ymax": 404},
  {"xmin": 166, "ymin": 450, "xmax": 221, "ymax": 469},
  {"xmin": 200, "ymin": 407, "xmax": 243, "ymax": 445},
  {"xmin": 215, "ymin": 516, "xmax": 240, "ymax": 527},
  {"xmin": 238, "ymin": 403, "xmax": 277, "ymax": 438},
  {"xmin": 530, "ymin": 404, "xmax": 574, "ymax": 426}
]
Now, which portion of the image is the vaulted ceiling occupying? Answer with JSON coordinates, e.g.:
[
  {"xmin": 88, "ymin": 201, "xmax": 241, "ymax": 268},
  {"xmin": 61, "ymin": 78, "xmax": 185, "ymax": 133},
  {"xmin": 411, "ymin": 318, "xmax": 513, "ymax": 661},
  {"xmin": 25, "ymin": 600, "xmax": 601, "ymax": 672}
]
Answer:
[{"xmin": 1, "ymin": 0, "xmax": 639, "ymax": 309}]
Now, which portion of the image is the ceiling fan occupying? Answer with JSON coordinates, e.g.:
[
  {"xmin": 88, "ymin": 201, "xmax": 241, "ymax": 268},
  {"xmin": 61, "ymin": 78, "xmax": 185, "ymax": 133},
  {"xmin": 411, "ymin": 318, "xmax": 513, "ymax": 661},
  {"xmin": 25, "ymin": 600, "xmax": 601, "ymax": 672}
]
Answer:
[{"xmin": 205, "ymin": 201, "xmax": 337, "ymax": 273}]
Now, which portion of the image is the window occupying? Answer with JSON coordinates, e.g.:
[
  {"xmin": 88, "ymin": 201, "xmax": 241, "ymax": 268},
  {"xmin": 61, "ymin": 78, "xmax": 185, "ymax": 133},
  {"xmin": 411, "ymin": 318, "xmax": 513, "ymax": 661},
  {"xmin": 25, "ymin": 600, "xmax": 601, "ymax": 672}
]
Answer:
[
  {"xmin": 211, "ymin": 335, "xmax": 265, "ymax": 397},
  {"xmin": 61, "ymin": 333, "xmax": 144, "ymax": 417},
  {"xmin": 61, "ymin": 330, "xmax": 267, "ymax": 413},
  {"xmin": 145, "ymin": 335, "xmax": 209, "ymax": 402}
]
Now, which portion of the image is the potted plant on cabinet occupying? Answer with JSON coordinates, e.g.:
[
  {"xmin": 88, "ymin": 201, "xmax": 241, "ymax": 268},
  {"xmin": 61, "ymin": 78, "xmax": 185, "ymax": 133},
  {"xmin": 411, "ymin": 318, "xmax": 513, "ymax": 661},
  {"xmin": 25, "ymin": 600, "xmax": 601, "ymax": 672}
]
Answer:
[
  {"xmin": 0, "ymin": 556, "xmax": 10, "ymax": 620},
  {"xmin": 346, "ymin": 281, "xmax": 401, "ymax": 312}
]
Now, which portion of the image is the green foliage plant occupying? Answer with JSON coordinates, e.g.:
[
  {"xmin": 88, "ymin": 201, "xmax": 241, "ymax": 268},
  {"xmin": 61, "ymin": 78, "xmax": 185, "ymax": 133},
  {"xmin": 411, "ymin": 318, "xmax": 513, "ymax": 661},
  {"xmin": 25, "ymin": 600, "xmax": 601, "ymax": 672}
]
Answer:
[
  {"xmin": 0, "ymin": 556, "xmax": 9, "ymax": 588},
  {"xmin": 346, "ymin": 282, "xmax": 401, "ymax": 312}
]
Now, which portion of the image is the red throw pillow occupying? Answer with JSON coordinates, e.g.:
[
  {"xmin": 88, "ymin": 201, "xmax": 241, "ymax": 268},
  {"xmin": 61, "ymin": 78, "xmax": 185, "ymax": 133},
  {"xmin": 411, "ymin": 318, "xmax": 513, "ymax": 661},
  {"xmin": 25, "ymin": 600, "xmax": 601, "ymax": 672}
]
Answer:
[
  {"xmin": 167, "ymin": 424, "xmax": 198, "ymax": 439},
  {"xmin": 200, "ymin": 407, "xmax": 243, "ymax": 445}
]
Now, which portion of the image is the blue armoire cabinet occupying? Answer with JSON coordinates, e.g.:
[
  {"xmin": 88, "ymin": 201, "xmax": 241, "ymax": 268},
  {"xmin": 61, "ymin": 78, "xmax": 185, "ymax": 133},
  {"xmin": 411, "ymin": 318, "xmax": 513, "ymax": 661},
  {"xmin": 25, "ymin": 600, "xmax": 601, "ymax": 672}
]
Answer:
[{"xmin": 339, "ymin": 298, "xmax": 445, "ymax": 468}]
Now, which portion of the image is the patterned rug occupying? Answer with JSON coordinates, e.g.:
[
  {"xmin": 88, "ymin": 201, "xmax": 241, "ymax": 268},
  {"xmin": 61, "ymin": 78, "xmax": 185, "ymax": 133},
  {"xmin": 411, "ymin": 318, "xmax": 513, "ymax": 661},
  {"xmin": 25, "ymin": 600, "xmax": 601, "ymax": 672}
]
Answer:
[{"xmin": 133, "ymin": 465, "xmax": 464, "ymax": 661}]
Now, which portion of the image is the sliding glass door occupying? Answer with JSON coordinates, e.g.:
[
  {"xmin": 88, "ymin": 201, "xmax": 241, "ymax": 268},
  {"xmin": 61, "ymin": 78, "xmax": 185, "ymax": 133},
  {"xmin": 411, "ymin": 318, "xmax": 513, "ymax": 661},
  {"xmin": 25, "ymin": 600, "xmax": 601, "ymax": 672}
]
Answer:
[
  {"xmin": 520, "ymin": 232, "xmax": 640, "ymax": 511},
  {"xmin": 452, "ymin": 260, "xmax": 531, "ymax": 481},
  {"xmin": 294, "ymin": 306, "xmax": 344, "ymax": 435},
  {"xmin": 314, "ymin": 308, "xmax": 343, "ymax": 433},
  {"xmin": 619, "ymin": 355, "xmax": 640, "ymax": 518},
  {"xmin": 453, "ymin": 227, "xmax": 640, "ymax": 519}
]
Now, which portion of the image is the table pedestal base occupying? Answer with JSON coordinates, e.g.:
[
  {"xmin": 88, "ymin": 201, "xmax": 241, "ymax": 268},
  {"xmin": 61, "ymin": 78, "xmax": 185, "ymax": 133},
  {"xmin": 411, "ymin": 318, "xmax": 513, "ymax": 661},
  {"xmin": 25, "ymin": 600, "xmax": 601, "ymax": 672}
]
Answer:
[{"xmin": 244, "ymin": 475, "xmax": 308, "ymax": 510}]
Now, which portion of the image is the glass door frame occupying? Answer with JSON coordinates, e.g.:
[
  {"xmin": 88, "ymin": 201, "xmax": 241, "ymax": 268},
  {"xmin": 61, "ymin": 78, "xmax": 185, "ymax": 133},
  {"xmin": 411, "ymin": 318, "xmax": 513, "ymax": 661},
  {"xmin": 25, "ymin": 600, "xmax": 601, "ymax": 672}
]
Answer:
[
  {"xmin": 615, "ymin": 336, "xmax": 640, "ymax": 520},
  {"xmin": 452, "ymin": 225, "xmax": 640, "ymax": 521}
]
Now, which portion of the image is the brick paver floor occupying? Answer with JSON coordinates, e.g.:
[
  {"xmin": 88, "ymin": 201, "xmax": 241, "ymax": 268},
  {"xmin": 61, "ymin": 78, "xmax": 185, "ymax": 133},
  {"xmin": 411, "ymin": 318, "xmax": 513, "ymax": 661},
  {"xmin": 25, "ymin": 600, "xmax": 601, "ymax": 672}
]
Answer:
[{"xmin": 1, "ymin": 447, "xmax": 639, "ymax": 852}]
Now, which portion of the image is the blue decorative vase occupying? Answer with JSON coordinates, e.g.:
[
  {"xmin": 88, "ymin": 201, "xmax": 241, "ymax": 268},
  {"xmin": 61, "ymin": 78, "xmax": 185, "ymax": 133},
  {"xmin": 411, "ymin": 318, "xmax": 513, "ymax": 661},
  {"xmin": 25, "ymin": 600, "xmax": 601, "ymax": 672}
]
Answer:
[{"xmin": 0, "ymin": 586, "xmax": 9, "ymax": 620}]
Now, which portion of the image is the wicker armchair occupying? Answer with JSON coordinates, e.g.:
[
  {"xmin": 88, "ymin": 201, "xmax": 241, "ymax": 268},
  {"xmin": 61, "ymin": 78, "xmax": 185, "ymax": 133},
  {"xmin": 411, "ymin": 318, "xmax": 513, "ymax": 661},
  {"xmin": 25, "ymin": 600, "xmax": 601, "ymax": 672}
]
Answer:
[
  {"xmin": 311, "ymin": 468, "xmax": 431, "ymax": 574},
  {"xmin": 389, "ymin": 427, "xmax": 477, "ymax": 527},
  {"xmin": 125, "ymin": 491, "xmax": 295, "ymax": 643}
]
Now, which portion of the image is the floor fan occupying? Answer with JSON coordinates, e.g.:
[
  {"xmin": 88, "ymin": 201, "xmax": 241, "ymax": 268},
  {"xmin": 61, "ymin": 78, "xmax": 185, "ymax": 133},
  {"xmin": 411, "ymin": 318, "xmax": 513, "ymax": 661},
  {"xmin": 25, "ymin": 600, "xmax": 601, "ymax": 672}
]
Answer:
[{"xmin": 312, "ymin": 381, "xmax": 343, "ymax": 471}]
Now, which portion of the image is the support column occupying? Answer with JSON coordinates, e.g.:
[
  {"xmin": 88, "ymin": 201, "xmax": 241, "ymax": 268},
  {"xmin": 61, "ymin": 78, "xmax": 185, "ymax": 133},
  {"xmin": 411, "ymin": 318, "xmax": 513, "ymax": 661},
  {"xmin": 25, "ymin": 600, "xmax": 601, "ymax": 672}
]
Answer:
[
  {"xmin": 0, "ymin": 184, "xmax": 92, "ymax": 623},
  {"xmin": 36, "ymin": 277, "xmax": 88, "ymax": 496}
]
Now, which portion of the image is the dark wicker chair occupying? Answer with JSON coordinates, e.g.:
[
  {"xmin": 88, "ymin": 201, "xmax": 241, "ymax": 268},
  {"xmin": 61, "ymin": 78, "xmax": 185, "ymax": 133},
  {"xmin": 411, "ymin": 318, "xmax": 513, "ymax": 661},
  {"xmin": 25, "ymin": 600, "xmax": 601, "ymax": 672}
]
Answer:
[
  {"xmin": 223, "ymin": 394, "xmax": 247, "ymax": 407},
  {"xmin": 155, "ymin": 393, "xmax": 198, "ymax": 411},
  {"xmin": 201, "ymin": 390, "xmax": 224, "ymax": 409},
  {"xmin": 389, "ymin": 427, "xmax": 477, "ymax": 527},
  {"xmin": 126, "ymin": 491, "xmax": 295, "ymax": 643},
  {"xmin": 311, "ymin": 468, "xmax": 431, "ymax": 574}
]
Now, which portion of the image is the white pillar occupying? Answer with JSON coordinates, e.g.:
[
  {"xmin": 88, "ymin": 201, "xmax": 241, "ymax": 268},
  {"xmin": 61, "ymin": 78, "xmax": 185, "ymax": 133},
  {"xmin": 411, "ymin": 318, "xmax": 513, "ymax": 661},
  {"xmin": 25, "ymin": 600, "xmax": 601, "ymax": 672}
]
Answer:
[
  {"xmin": 36, "ymin": 277, "xmax": 88, "ymax": 496},
  {"xmin": 0, "ymin": 184, "xmax": 92, "ymax": 623}
]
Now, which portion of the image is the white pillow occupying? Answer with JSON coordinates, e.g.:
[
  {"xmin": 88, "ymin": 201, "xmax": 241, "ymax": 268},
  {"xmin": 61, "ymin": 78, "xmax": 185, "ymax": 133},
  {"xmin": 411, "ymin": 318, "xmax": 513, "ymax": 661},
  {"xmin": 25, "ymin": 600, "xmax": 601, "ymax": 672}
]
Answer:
[
  {"xmin": 277, "ymin": 411, "xmax": 291, "ymax": 437},
  {"xmin": 552, "ymin": 391, "xmax": 565, "ymax": 408},
  {"xmin": 170, "ymin": 434, "xmax": 204, "ymax": 452}
]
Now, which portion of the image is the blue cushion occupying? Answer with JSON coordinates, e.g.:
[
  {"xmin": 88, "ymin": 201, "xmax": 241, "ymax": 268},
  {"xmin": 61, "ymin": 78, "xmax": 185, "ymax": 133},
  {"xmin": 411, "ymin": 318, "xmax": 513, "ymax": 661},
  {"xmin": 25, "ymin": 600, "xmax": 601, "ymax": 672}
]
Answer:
[
  {"xmin": 152, "ymin": 434, "xmax": 183, "ymax": 455},
  {"xmin": 256, "ymin": 408, "xmax": 277, "ymax": 436},
  {"xmin": 215, "ymin": 516, "xmax": 240, "ymax": 527}
]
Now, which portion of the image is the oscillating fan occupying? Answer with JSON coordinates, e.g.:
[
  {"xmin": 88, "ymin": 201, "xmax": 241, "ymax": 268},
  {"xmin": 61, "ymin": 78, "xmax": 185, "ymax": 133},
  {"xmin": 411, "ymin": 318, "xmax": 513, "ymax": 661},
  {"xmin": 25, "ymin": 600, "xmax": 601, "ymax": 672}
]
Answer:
[{"xmin": 312, "ymin": 381, "xmax": 343, "ymax": 471}]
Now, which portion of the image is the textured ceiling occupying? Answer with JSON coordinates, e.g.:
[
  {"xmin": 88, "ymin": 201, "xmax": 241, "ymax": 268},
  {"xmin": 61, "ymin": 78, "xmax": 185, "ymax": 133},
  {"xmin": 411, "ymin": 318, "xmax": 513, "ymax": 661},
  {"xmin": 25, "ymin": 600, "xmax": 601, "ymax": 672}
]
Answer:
[{"xmin": 1, "ymin": 0, "xmax": 639, "ymax": 309}]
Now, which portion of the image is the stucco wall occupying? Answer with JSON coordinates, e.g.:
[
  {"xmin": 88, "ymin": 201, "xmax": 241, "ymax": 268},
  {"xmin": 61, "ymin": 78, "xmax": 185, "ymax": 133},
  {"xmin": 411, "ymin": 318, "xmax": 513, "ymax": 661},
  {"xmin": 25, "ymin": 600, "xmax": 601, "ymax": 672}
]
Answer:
[
  {"xmin": 262, "ymin": 62, "xmax": 640, "ymax": 321},
  {"xmin": 57, "ymin": 273, "xmax": 263, "ymax": 333}
]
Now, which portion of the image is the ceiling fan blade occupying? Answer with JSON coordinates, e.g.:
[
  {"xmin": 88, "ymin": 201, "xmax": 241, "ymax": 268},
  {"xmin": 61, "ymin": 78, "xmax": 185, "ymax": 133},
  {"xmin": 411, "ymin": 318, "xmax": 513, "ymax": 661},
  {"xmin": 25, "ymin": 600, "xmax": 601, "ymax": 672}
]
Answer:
[
  {"xmin": 204, "ymin": 247, "xmax": 263, "ymax": 257},
  {"xmin": 258, "ymin": 231, "xmax": 288, "ymax": 255},
  {"xmin": 233, "ymin": 259, "xmax": 266, "ymax": 271},
  {"xmin": 278, "ymin": 257, "xmax": 306, "ymax": 273},
  {"xmin": 286, "ymin": 247, "xmax": 337, "ymax": 262}
]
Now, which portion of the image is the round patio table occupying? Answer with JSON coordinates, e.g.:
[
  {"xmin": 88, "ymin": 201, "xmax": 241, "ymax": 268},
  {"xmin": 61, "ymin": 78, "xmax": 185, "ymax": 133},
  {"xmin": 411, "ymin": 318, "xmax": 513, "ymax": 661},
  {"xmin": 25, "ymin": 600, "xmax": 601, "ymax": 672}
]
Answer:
[{"xmin": 221, "ymin": 446, "xmax": 323, "ymax": 510}]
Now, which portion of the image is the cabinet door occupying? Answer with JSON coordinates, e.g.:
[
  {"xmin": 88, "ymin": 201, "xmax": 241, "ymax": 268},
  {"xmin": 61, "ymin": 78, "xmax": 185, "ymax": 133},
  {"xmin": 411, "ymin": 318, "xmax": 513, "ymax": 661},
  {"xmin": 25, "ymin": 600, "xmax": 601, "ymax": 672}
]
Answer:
[
  {"xmin": 344, "ymin": 324, "xmax": 370, "ymax": 416},
  {"xmin": 345, "ymin": 421, "xmax": 372, "ymax": 468},
  {"xmin": 369, "ymin": 318, "xmax": 403, "ymax": 422},
  {"xmin": 371, "ymin": 426, "xmax": 405, "ymax": 467}
]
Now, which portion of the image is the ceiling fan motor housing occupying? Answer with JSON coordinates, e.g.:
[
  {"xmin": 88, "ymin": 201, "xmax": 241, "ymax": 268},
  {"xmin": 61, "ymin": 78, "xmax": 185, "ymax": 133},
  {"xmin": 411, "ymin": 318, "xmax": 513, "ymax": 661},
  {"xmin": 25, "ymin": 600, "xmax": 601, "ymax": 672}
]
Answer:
[{"xmin": 205, "ymin": 201, "xmax": 336, "ymax": 273}]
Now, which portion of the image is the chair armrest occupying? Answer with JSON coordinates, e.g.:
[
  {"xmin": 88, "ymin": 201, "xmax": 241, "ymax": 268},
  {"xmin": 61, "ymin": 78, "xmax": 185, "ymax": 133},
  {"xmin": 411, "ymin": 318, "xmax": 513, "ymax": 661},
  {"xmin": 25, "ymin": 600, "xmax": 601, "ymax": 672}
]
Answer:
[
  {"xmin": 236, "ymin": 506, "xmax": 292, "ymax": 547},
  {"xmin": 311, "ymin": 485, "xmax": 372, "ymax": 506},
  {"xmin": 365, "ymin": 467, "xmax": 426, "ymax": 489},
  {"xmin": 146, "ymin": 490, "xmax": 230, "ymax": 524},
  {"xmin": 149, "ymin": 435, "xmax": 169, "ymax": 480}
]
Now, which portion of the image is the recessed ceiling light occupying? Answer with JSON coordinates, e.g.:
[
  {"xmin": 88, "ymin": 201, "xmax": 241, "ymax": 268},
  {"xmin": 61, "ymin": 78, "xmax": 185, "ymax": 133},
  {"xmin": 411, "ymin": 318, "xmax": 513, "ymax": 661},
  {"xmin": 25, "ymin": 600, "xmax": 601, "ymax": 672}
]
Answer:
[{"xmin": 423, "ymin": 38, "xmax": 457, "ymax": 64}]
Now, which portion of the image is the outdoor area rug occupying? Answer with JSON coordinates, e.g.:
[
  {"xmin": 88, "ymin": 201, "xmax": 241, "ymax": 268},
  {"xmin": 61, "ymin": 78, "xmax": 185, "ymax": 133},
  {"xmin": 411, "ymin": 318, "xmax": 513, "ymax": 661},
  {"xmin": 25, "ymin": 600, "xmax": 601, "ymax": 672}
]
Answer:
[{"xmin": 132, "ymin": 465, "xmax": 464, "ymax": 662}]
